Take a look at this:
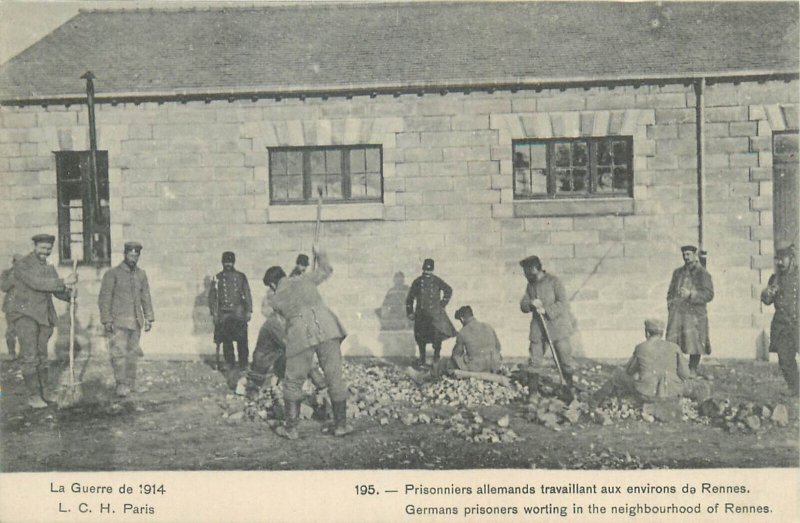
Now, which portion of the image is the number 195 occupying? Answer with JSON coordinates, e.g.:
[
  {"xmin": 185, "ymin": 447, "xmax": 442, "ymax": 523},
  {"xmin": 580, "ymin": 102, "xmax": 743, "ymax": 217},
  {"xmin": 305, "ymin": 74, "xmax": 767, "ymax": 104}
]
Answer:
[{"xmin": 355, "ymin": 485, "xmax": 376, "ymax": 495}]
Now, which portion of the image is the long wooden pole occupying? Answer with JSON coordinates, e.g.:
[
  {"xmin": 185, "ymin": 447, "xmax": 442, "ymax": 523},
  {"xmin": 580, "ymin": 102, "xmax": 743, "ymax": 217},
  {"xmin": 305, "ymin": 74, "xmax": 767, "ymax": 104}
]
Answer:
[{"xmin": 695, "ymin": 78, "xmax": 708, "ymax": 268}]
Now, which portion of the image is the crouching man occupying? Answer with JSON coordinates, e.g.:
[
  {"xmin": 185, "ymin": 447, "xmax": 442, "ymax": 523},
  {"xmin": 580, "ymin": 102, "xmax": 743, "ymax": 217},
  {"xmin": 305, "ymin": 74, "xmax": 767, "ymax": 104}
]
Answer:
[
  {"xmin": 594, "ymin": 318, "xmax": 710, "ymax": 403},
  {"xmin": 408, "ymin": 306, "xmax": 505, "ymax": 385},
  {"xmin": 447, "ymin": 306, "xmax": 502, "ymax": 374}
]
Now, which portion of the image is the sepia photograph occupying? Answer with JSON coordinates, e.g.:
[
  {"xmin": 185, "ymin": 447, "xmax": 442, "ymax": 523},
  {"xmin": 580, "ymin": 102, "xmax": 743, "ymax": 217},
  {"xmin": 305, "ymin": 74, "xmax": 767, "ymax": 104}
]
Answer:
[{"xmin": 0, "ymin": 0, "xmax": 797, "ymax": 520}]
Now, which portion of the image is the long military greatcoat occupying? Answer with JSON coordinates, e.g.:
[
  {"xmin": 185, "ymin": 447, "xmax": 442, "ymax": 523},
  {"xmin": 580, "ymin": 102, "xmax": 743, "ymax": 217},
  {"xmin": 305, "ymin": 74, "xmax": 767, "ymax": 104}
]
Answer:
[
  {"xmin": 520, "ymin": 271, "xmax": 574, "ymax": 343},
  {"xmin": 7, "ymin": 252, "xmax": 71, "ymax": 326},
  {"xmin": 666, "ymin": 262, "xmax": 714, "ymax": 355},
  {"xmin": 405, "ymin": 274, "xmax": 457, "ymax": 345},
  {"xmin": 209, "ymin": 269, "xmax": 252, "ymax": 343}
]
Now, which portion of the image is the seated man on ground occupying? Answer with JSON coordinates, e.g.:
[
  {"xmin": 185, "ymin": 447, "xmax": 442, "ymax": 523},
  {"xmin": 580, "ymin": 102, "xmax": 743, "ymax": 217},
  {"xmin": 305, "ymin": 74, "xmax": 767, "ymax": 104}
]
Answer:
[
  {"xmin": 407, "ymin": 305, "xmax": 502, "ymax": 383},
  {"xmin": 593, "ymin": 318, "xmax": 710, "ymax": 404}
]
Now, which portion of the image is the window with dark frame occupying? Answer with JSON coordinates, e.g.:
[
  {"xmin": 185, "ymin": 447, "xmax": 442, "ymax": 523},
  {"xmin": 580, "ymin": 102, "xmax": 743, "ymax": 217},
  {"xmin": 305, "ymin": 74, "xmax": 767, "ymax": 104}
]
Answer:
[
  {"xmin": 269, "ymin": 145, "xmax": 383, "ymax": 204},
  {"xmin": 513, "ymin": 137, "xmax": 633, "ymax": 199},
  {"xmin": 55, "ymin": 151, "xmax": 111, "ymax": 266}
]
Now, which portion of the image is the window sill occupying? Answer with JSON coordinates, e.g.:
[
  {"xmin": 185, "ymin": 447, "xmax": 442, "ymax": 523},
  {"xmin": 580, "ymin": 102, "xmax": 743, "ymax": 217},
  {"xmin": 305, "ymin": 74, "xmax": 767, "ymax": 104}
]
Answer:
[
  {"xmin": 267, "ymin": 202, "xmax": 384, "ymax": 222},
  {"xmin": 513, "ymin": 197, "xmax": 634, "ymax": 217}
]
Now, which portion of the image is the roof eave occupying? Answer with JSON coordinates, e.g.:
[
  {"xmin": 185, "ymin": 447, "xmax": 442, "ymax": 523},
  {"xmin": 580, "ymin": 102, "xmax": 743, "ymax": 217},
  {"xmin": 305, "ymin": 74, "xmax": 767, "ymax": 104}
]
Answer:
[{"xmin": 2, "ymin": 70, "xmax": 798, "ymax": 107}]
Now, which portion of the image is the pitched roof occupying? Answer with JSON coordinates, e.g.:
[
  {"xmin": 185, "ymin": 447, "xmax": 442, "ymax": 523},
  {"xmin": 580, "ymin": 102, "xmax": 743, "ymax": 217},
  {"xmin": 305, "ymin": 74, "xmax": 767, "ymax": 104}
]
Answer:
[{"xmin": 1, "ymin": 1, "xmax": 797, "ymax": 103}]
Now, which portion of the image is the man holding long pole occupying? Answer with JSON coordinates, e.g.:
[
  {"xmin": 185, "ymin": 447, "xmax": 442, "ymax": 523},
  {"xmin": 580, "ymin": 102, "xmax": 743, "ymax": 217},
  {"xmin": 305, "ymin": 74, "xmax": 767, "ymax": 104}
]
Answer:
[{"xmin": 519, "ymin": 255, "xmax": 576, "ymax": 398}]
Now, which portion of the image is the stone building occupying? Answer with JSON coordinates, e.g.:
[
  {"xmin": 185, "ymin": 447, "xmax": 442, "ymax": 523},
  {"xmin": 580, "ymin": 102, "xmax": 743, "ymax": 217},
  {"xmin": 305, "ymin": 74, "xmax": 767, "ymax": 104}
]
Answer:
[{"xmin": 0, "ymin": 2, "xmax": 797, "ymax": 359}]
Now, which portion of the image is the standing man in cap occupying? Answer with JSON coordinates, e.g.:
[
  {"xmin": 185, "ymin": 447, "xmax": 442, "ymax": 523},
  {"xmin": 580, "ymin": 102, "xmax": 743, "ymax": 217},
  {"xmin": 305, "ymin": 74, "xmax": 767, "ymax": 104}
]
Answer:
[
  {"xmin": 519, "ymin": 255, "xmax": 576, "ymax": 395},
  {"xmin": 406, "ymin": 258, "xmax": 457, "ymax": 367},
  {"xmin": 761, "ymin": 244, "xmax": 799, "ymax": 396},
  {"xmin": 209, "ymin": 251, "xmax": 252, "ymax": 370},
  {"xmin": 289, "ymin": 254, "xmax": 310, "ymax": 278},
  {"xmin": 265, "ymin": 245, "xmax": 350, "ymax": 440},
  {"xmin": 98, "ymin": 241, "xmax": 155, "ymax": 397},
  {"xmin": 666, "ymin": 245, "xmax": 714, "ymax": 374},
  {"xmin": 8, "ymin": 234, "xmax": 77, "ymax": 408},
  {"xmin": 0, "ymin": 253, "xmax": 23, "ymax": 359}
]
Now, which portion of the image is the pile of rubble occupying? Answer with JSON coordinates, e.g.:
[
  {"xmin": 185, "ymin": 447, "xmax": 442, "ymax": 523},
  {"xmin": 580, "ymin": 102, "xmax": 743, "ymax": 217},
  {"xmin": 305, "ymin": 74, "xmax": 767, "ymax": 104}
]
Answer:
[{"xmin": 691, "ymin": 398, "xmax": 791, "ymax": 432}]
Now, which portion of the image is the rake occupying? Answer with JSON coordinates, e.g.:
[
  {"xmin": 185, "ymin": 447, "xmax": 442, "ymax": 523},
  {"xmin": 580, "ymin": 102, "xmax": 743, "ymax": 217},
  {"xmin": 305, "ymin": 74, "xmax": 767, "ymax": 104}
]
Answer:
[{"xmin": 57, "ymin": 259, "xmax": 82, "ymax": 408}]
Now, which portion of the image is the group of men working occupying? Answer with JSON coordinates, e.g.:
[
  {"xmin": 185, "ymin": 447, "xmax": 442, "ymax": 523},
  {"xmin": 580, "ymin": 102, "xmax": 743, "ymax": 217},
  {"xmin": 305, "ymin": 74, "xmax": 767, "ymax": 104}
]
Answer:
[{"xmin": 1, "ymin": 233, "xmax": 797, "ymax": 423}]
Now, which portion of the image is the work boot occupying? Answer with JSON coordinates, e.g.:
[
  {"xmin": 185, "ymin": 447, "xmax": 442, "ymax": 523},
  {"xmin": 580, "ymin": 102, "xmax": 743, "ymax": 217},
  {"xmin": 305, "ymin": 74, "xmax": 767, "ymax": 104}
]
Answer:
[
  {"xmin": 115, "ymin": 384, "xmax": 131, "ymax": 397},
  {"xmin": 332, "ymin": 400, "xmax": 354, "ymax": 437},
  {"xmin": 126, "ymin": 358, "xmax": 145, "ymax": 393},
  {"xmin": 38, "ymin": 368, "xmax": 57, "ymax": 403},
  {"xmin": 416, "ymin": 344, "xmax": 427, "ymax": 367},
  {"xmin": 275, "ymin": 400, "xmax": 300, "ymax": 440},
  {"xmin": 526, "ymin": 371, "xmax": 541, "ymax": 402},
  {"xmin": 24, "ymin": 371, "xmax": 47, "ymax": 409}
]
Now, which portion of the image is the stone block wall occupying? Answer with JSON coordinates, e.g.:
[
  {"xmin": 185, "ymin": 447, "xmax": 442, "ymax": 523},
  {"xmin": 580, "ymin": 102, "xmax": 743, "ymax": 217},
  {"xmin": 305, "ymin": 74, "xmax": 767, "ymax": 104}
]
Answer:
[{"xmin": 0, "ymin": 79, "xmax": 796, "ymax": 359}]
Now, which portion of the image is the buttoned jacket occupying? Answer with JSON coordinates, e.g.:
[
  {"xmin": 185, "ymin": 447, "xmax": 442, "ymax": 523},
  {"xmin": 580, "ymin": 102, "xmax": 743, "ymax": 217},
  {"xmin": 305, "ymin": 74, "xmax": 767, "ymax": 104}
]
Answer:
[
  {"xmin": 6, "ymin": 252, "xmax": 70, "ymax": 326},
  {"xmin": 452, "ymin": 319, "xmax": 502, "ymax": 372},
  {"xmin": 520, "ymin": 271, "xmax": 574, "ymax": 342},
  {"xmin": 98, "ymin": 262, "xmax": 155, "ymax": 330}
]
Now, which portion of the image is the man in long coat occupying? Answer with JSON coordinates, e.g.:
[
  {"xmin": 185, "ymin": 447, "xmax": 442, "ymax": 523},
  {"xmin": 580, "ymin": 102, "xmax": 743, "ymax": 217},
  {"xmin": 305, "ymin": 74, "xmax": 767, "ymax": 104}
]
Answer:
[
  {"xmin": 98, "ymin": 241, "xmax": 154, "ymax": 397},
  {"xmin": 9, "ymin": 234, "xmax": 76, "ymax": 408},
  {"xmin": 405, "ymin": 258, "xmax": 457, "ymax": 367},
  {"xmin": 209, "ymin": 251, "xmax": 252, "ymax": 370},
  {"xmin": 666, "ymin": 245, "xmax": 714, "ymax": 373},
  {"xmin": 519, "ymin": 255, "xmax": 576, "ymax": 393},
  {"xmin": 761, "ymin": 244, "xmax": 799, "ymax": 396},
  {"xmin": 265, "ymin": 246, "xmax": 351, "ymax": 440}
]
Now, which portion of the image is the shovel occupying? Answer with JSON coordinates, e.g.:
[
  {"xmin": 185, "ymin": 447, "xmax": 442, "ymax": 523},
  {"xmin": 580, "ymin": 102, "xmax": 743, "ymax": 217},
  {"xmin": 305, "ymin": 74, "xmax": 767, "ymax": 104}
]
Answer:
[{"xmin": 58, "ymin": 259, "xmax": 82, "ymax": 408}]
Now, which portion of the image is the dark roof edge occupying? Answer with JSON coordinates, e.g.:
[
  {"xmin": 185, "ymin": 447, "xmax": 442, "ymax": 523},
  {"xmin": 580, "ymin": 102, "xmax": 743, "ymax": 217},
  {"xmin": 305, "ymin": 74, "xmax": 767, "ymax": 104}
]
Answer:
[{"xmin": 2, "ymin": 70, "xmax": 798, "ymax": 107}]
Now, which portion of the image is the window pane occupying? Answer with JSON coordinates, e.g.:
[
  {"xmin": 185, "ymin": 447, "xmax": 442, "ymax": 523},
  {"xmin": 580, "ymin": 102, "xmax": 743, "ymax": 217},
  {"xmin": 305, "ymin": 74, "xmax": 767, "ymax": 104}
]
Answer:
[
  {"xmin": 366, "ymin": 173, "xmax": 381, "ymax": 198},
  {"xmin": 351, "ymin": 173, "xmax": 367, "ymax": 198},
  {"xmin": 597, "ymin": 167, "xmax": 614, "ymax": 192},
  {"xmin": 272, "ymin": 151, "xmax": 288, "ymax": 175},
  {"xmin": 286, "ymin": 152, "xmax": 303, "ymax": 175},
  {"xmin": 572, "ymin": 143, "xmax": 588, "ymax": 166},
  {"xmin": 287, "ymin": 174, "xmax": 303, "ymax": 200},
  {"xmin": 350, "ymin": 149, "xmax": 366, "ymax": 173},
  {"xmin": 272, "ymin": 175, "xmax": 288, "ymax": 200},
  {"xmin": 556, "ymin": 169, "xmax": 572, "ymax": 192},
  {"xmin": 326, "ymin": 150, "xmax": 342, "ymax": 174},
  {"xmin": 513, "ymin": 143, "xmax": 547, "ymax": 198},
  {"xmin": 554, "ymin": 143, "xmax": 571, "ymax": 167},
  {"xmin": 572, "ymin": 169, "xmax": 587, "ymax": 192},
  {"xmin": 365, "ymin": 148, "xmax": 380, "ymax": 172},
  {"xmin": 612, "ymin": 140, "xmax": 628, "ymax": 161},
  {"xmin": 613, "ymin": 166, "xmax": 630, "ymax": 191},
  {"xmin": 597, "ymin": 141, "xmax": 612, "ymax": 165},
  {"xmin": 310, "ymin": 150, "xmax": 326, "ymax": 174},
  {"xmin": 59, "ymin": 180, "xmax": 82, "ymax": 206}
]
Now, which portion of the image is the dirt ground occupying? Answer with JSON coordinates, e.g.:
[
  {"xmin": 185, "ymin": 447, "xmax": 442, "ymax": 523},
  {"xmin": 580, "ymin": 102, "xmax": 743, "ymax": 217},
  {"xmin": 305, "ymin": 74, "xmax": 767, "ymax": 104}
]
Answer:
[{"xmin": 0, "ymin": 353, "xmax": 797, "ymax": 472}]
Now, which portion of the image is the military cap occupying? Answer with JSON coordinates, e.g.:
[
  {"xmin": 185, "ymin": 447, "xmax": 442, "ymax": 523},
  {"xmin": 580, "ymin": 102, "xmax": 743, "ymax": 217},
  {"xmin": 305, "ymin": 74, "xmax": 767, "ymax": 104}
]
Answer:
[
  {"xmin": 519, "ymin": 255, "xmax": 542, "ymax": 269},
  {"xmin": 222, "ymin": 251, "xmax": 236, "ymax": 263},
  {"xmin": 776, "ymin": 244, "xmax": 795, "ymax": 258},
  {"xmin": 263, "ymin": 266, "xmax": 286, "ymax": 287},
  {"xmin": 422, "ymin": 258, "xmax": 435, "ymax": 271},
  {"xmin": 31, "ymin": 233, "xmax": 56, "ymax": 245},
  {"xmin": 296, "ymin": 254, "xmax": 309, "ymax": 267},
  {"xmin": 455, "ymin": 305, "xmax": 473, "ymax": 321},
  {"xmin": 644, "ymin": 318, "xmax": 665, "ymax": 333},
  {"xmin": 680, "ymin": 245, "xmax": 698, "ymax": 253},
  {"xmin": 124, "ymin": 241, "xmax": 143, "ymax": 253}
]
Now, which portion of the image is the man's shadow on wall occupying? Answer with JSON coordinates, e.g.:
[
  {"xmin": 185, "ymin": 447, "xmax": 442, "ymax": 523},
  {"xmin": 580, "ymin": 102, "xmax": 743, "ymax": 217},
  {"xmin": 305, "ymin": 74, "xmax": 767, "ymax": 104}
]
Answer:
[{"xmin": 374, "ymin": 271, "xmax": 415, "ymax": 360}]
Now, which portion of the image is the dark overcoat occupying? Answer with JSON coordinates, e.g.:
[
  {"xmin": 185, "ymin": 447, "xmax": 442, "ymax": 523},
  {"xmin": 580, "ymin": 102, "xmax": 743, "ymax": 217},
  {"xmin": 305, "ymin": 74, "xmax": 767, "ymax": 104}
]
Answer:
[
  {"xmin": 666, "ymin": 263, "xmax": 714, "ymax": 355},
  {"xmin": 405, "ymin": 274, "xmax": 457, "ymax": 344}
]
